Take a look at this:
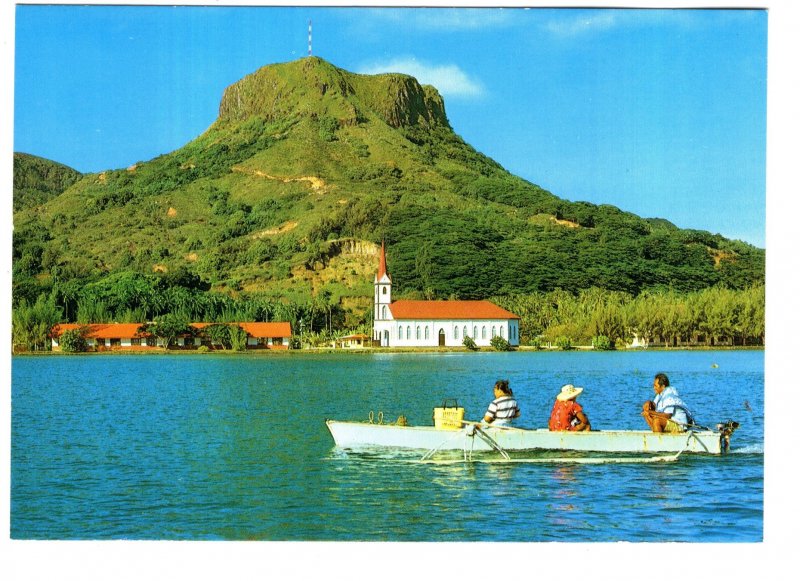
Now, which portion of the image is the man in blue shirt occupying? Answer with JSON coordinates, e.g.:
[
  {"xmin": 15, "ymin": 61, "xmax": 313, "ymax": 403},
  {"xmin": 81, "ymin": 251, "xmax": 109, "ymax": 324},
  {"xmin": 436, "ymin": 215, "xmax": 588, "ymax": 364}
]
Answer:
[{"xmin": 642, "ymin": 373, "xmax": 694, "ymax": 432}]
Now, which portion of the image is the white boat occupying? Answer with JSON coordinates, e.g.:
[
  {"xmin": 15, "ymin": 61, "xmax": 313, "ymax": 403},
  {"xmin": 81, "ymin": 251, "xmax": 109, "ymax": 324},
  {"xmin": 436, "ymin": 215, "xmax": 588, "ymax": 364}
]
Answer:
[{"xmin": 325, "ymin": 418, "xmax": 739, "ymax": 459}]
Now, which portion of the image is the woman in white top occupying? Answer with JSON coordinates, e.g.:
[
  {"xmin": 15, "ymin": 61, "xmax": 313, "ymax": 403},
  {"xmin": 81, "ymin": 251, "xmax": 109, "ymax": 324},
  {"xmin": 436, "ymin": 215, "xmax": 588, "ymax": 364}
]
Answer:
[{"xmin": 483, "ymin": 379, "xmax": 520, "ymax": 426}]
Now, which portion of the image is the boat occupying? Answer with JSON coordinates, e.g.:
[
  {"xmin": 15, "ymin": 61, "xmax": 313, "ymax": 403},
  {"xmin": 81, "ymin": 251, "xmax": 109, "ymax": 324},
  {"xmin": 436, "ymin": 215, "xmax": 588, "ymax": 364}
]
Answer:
[{"xmin": 325, "ymin": 412, "xmax": 740, "ymax": 461}]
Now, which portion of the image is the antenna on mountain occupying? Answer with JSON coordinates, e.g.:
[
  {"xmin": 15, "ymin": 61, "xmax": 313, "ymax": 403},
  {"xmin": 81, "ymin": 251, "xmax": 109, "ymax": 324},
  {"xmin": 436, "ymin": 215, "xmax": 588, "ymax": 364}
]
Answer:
[{"xmin": 308, "ymin": 19, "xmax": 312, "ymax": 57}]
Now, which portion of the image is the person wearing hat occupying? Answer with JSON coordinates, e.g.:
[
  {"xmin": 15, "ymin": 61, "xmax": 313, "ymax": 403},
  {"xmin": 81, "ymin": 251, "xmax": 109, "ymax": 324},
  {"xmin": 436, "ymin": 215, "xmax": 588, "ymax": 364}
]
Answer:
[{"xmin": 548, "ymin": 384, "xmax": 591, "ymax": 431}]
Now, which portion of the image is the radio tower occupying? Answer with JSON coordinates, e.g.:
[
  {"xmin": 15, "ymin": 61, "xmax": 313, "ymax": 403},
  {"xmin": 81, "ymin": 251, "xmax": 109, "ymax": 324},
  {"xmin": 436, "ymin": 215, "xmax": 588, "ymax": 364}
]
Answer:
[{"xmin": 308, "ymin": 19, "xmax": 312, "ymax": 56}]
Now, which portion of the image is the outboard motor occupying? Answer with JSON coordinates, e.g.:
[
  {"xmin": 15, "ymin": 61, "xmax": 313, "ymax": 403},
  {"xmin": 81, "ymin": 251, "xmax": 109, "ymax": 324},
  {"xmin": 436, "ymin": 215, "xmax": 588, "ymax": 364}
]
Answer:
[{"xmin": 716, "ymin": 419, "xmax": 740, "ymax": 452}]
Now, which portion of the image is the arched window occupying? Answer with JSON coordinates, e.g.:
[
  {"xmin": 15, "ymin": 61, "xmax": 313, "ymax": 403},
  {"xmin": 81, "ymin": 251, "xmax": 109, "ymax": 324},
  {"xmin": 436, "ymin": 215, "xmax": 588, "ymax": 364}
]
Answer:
[
  {"xmin": 406, "ymin": 326, "xmax": 411, "ymax": 340},
  {"xmin": 464, "ymin": 326, "xmax": 468, "ymax": 339},
  {"xmin": 473, "ymin": 326, "xmax": 478, "ymax": 339},
  {"xmin": 482, "ymin": 326, "xmax": 487, "ymax": 339},
  {"xmin": 500, "ymin": 326, "xmax": 505, "ymax": 339},
  {"xmin": 424, "ymin": 326, "xmax": 429, "ymax": 340},
  {"xmin": 381, "ymin": 306, "xmax": 387, "ymax": 319},
  {"xmin": 492, "ymin": 326, "xmax": 496, "ymax": 338},
  {"xmin": 416, "ymin": 326, "xmax": 421, "ymax": 340},
  {"xmin": 454, "ymin": 326, "xmax": 459, "ymax": 340},
  {"xmin": 398, "ymin": 324, "xmax": 402, "ymax": 338},
  {"xmin": 382, "ymin": 287, "xmax": 387, "ymax": 295}
]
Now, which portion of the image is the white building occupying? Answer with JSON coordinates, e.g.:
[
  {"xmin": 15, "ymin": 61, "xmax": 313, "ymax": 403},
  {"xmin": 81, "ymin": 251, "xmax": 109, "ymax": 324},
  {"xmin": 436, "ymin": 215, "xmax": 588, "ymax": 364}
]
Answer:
[{"xmin": 372, "ymin": 242, "xmax": 520, "ymax": 347}]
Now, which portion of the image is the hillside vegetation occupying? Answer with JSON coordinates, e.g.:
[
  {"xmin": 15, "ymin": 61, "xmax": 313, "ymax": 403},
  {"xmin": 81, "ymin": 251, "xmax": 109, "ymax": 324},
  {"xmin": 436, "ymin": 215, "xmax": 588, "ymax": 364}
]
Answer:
[
  {"xmin": 13, "ymin": 153, "xmax": 82, "ymax": 212},
  {"xmin": 12, "ymin": 57, "xmax": 764, "ymax": 349}
]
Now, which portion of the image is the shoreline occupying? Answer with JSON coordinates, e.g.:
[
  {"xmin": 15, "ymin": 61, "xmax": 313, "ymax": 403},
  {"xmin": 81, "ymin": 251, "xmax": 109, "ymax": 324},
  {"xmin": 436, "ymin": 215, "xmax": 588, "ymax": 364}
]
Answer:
[{"xmin": 12, "ymin": 345, "xmax": 765, "ymax": 356}]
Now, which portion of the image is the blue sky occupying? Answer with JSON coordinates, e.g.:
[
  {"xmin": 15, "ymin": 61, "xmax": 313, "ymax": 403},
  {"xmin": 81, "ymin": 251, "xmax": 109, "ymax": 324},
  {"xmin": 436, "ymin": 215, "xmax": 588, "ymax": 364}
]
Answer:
[{"xmin": 12, "ymin": 4, "xmax": 767, "ymax": 247}]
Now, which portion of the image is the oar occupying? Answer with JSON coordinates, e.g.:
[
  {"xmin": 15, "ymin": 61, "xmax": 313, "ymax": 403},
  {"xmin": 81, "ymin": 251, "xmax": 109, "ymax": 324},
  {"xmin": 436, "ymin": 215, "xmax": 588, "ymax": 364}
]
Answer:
[{"xmin": 457, "ymin": 420, "xmax": 512, "ymax": 460}]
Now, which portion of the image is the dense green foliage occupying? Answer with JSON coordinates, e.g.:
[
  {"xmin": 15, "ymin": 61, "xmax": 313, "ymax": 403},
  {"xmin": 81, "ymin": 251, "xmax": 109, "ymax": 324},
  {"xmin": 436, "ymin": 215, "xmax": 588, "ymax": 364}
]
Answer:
[
  {"xmin": 13, "ymin": 153, "xmax": 82, "ymax": 212},
  {"xmin": 11, "ymin": 57, "xmax": 765, "ymax": 351},
  {"xmin": 11, "ymin": 294, "xmax": 62, "ymax": 352},
  {"xmin": 59, "ymin": 327, "xmax": 89, "ymax": 353},
  {"xmin": 492, "ymin": 284, "xmax": 765, "ymax": 347}
]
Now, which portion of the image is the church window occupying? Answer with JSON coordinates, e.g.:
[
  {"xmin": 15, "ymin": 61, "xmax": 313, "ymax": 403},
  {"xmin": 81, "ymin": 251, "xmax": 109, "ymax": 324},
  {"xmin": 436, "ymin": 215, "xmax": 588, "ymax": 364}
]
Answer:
[
  {"xmin": 500, "ymin": 326, "xmax": 505, "ymax": 339},
  {"xmin": 464, "ymin": 326, "xmax": 468, "ymax": 339},
  {"xmin": 473, "ymin": 326, "xmax": 478, "ymax": 339},
  {"xmin": 454, "ymin": 326, "xmax": 459, "ymax": 340},
  {"xmin": 492, "ymin": 326, "xmax": 497, "ymax": 338},
  {"xmin": 416, "ymin": 326, "xmax": 421, "ymax": 340},
  {"xmin": 381, "ymin": 306, "xmax": 387, "ymax": 319},
  {"xmin": 424, "ymin": 326, "xmax": 429, "ymax": 340},
  {"xmin": 482, "ymin": 326, "xmax": 487, "ymax": 339},
  {"xmin": 382, "ymin": 287, "xmax": 387, "ymax": 295},
  {"xmin": 407, "ymin": 326, "xmax": 411, "ymax": 340}
]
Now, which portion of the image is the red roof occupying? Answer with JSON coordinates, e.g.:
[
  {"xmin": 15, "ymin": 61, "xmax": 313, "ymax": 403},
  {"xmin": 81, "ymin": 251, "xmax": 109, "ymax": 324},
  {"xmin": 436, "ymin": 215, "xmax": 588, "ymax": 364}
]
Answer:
[
  {"xmin": 238, "ymin": 322, "xmax": 292, "ymax": 337},
  {"xmin": 51, "ymin": 322, "xmax": 292, "ymax": 339},
  {"xmin": 51, "ymin": 323, "xmax": 149, "ymax": 339},
  {"xmin": 389, "ymin": 300, "xmax": 519, "ymax": 320},
  {"xmin": 191, "ymin": 322, "xmax": 291, "ymax": 337},
  {"xmin": 376, "ymin": 240, "xmax": 391, "ymax": 281}
]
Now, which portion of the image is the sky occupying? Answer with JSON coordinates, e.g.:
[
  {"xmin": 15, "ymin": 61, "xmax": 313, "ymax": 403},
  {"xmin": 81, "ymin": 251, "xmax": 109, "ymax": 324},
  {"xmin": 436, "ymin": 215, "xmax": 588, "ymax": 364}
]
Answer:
[{"xmin": 10, "ymin": 2, "xmax": 769, "ymax": 247}]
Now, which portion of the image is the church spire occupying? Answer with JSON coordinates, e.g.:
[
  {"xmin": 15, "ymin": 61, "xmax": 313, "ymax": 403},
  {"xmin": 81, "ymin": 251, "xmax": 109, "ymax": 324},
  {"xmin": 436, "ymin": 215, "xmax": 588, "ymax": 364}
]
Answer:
[{"xmin": 376, "ymin": 240, "xmax": 390, "ymax": 281}]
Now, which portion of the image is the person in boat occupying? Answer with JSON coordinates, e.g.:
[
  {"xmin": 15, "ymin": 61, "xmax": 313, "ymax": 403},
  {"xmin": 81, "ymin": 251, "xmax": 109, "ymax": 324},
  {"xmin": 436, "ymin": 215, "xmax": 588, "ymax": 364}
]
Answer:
[
  {"xmin": 642, "ymin": 372, "xmax": 694, "ymax": 433},
  {"xmin": 482, "ymin": 379, "xmax": 520, "ymax": 426},
  {"xmin": 548, "ymin": 384, "xmax": 591, "ymax": 431}
]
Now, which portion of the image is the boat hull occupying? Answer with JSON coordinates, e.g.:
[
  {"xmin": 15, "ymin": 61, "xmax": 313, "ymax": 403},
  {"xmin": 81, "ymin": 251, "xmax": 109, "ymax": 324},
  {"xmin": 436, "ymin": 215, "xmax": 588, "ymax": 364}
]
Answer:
[{"xmin": 325, "ymin": 420, "xmax": 726, "ymax": 455}]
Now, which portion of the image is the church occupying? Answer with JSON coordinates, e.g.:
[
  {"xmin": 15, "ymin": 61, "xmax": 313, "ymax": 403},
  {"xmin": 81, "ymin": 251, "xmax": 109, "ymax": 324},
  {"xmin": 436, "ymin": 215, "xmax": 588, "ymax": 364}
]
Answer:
[{"xmin": 372, "ymin": 242, "xmax": 520, "ymax": 348}]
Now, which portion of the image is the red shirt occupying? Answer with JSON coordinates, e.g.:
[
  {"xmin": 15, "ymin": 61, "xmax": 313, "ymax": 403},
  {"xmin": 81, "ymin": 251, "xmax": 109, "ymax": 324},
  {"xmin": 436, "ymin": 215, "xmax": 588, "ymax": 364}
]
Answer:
[{"xmin": 549, "ymin": 399, "xmax": 584, "ymax": 431}]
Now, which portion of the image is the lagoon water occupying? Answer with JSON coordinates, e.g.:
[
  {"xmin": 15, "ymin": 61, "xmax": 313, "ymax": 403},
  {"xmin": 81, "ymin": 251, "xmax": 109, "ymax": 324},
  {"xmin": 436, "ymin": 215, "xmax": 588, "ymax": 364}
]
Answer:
[{"xmin": 11, "ymin": 350, "xmax": 763, "ymax": 541}]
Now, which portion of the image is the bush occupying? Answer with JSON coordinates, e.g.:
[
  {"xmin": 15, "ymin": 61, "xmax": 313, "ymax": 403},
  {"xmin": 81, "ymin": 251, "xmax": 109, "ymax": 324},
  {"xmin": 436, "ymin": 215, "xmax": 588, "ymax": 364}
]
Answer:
[
  {"xmin": 529, "ymin": 336, "xmax": 544, "ymax": 350},
  {"xmin": 319, "ymin": 117, "xmax": 339, "ymax": 142},
  {"xmin": 593, "ymin": 335, "xmax": 614, "ymax": 351},
  {"xmin": 490, "ymin": 335, "xmax": 512, "ymax": 351},
  {"xmin": 197, "ymin": 345, "xmax": 209, "ymax": 353},
  {"xmin": 60, "ymin": 327, "xmax": 88, "ymax": 352},
  {"xmin": 555, "ymin": 336, "xmax": 573, "ymax": 351},
  {"xmin": 229, "ymin": 325, "xmax": 248, "ymax": 351},
  {"xmin": 463, "ymin": 335, "xmax": 478, "ymax": 351}
]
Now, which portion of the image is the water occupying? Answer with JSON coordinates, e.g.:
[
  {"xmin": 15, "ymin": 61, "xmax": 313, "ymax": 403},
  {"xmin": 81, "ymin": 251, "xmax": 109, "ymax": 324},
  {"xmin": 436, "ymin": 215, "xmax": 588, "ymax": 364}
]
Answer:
[{"xmin": 11, "ymin": 350, "xmax": 763, "ymax": 541}]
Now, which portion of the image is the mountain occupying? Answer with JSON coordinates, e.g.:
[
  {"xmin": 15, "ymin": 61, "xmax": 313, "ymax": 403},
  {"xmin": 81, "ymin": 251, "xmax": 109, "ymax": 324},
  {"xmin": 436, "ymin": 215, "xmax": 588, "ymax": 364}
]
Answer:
[
  {"xmin": 13, "ymin": 153, "xmax": 82, "ymax": 212},
  {"xmin": 12, "ymin": 57, "xmax": 764, "ymax": 319}
]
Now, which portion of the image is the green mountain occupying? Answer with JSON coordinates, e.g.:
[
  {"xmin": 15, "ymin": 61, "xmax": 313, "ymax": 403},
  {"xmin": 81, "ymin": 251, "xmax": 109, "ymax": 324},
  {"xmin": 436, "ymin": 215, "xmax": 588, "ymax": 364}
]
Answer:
[
  {"xmin": 12, "ymin": 57, "xmax": 764, "ymax": 319},
  {"xmin": 13, "ymin": 152, "xmax": 82, "ymax": 212}
]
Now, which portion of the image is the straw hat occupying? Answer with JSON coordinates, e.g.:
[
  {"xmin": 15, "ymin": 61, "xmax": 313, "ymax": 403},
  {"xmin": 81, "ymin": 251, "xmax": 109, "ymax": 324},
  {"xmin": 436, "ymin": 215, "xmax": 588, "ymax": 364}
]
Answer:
[{"xmin": 557, "ymin": 384, "xmax": 583, "ymax": 401}]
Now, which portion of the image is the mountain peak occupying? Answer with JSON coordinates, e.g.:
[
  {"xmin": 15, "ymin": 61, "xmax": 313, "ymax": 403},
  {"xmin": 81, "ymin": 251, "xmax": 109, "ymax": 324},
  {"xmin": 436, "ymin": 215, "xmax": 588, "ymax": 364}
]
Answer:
[{"xmin": 217, "ymin": 57, "xmax": 450, "ymax": 130}]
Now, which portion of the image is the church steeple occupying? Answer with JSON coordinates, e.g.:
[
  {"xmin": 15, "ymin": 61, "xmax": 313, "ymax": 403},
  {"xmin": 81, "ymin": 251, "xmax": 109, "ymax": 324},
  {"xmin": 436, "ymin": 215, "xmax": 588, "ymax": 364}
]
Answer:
[
  {"xmin": 375, "ymin": 239, "xmax": 391, "ymax": 282},
  {"xmin": 374, "ymin": 240, "xmax": 392, "ymax": 325}
]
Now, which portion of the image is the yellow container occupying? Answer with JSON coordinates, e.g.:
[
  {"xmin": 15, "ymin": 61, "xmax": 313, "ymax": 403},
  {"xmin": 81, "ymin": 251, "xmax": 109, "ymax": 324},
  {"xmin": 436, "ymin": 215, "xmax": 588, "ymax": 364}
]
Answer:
[{"xmin": 433, "ymin": 406, "xmax": 465, "ymax": 430}]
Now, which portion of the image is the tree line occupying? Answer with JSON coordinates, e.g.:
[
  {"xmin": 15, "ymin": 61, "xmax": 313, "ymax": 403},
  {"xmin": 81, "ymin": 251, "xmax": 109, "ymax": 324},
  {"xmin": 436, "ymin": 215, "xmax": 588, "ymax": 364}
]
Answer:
[
  {"xmin": 12, "ymin": 267, "xmax": 763, "ymax": 352},
  {"xmin": 491, "ymin": 284, "xmax": 765, "ymax": 348}
]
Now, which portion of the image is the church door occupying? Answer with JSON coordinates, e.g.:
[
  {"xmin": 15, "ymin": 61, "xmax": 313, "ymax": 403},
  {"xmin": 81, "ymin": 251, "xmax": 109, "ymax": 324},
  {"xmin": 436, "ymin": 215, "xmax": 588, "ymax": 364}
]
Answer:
[
  {"xmin": 438, "ymin": 329, "xmax": 446, "ymax": 347},
  {"xmin": 383, "ymin": 330, "xmax": 389, "ymax": 347}
]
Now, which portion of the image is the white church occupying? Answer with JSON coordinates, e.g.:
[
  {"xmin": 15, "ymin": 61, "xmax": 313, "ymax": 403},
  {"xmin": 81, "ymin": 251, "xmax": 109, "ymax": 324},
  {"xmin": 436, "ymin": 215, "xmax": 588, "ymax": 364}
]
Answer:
[{"xmin": 372, "ymin": 242, "xmax": 520, "ymax": 348}]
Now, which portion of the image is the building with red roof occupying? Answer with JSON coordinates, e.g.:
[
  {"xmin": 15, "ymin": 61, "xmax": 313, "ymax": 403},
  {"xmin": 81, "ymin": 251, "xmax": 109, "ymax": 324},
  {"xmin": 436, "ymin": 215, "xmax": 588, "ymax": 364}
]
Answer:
[
  {"xmin": 372, "ymin": 244, "xmax": 520, "ymax": 347},
  {"xmin": 51, "ymin": 321, "xmax": 292, "ymax": 351}
]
